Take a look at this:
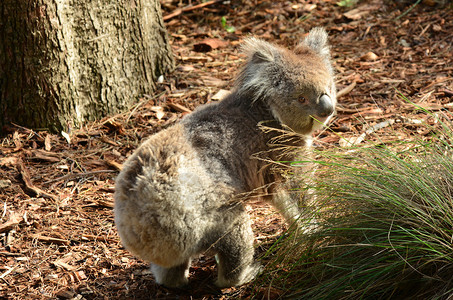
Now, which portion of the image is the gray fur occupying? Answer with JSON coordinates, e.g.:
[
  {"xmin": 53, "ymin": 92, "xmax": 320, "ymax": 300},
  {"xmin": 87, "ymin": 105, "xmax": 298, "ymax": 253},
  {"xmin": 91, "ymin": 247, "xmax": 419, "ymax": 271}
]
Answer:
[
  {"xmin": 114, "ymin": 27, "xmax": 336, "ymax": 288},
  {"xmin": 301, "ymin": 27, "xmax": 330, "ymax": 60}
]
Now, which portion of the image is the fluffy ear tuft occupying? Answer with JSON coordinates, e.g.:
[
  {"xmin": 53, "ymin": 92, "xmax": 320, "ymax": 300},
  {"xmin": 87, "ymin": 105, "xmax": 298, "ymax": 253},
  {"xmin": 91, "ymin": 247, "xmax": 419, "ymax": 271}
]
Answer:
[
  {"xmin": 299, "ymin": 27, "xmax": 330, "ymax": 59},
  {"xmin": 241, "ymin": 37, "xmax": 278, "ymax": 63},
  {"xmin": 235, "ymin": 37, "xmax": 281, "ymax": 100}
]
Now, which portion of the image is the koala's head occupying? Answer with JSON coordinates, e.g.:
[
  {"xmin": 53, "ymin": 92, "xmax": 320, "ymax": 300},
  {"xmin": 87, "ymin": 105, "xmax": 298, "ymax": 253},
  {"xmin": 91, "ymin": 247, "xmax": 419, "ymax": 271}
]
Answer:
[{"xmin": 236, "ymin": 27, "xmax": 336, "ymax": 135}]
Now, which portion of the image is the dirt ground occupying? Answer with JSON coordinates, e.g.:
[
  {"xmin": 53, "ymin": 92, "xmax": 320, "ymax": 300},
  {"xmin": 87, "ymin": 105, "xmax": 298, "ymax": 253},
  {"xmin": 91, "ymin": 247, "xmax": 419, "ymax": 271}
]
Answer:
[{"xmin": 0, "ymin": 0, "xmax": 452, "ymax": 299}]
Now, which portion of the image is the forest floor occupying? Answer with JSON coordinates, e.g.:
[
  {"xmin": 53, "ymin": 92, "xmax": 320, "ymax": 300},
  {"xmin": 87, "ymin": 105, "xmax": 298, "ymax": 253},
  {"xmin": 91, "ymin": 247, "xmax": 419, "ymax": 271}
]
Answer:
[{"xmin": 0, "ymin": 0, "xmax": 452, "ymax": 299}]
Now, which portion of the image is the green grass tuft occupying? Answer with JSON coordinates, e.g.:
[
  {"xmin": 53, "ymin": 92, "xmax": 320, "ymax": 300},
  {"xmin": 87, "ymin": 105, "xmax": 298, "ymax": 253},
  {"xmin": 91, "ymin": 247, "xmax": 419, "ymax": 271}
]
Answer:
[{"xmin": 255, "ymin": 112, "xmax": 453, "ymax": 299}]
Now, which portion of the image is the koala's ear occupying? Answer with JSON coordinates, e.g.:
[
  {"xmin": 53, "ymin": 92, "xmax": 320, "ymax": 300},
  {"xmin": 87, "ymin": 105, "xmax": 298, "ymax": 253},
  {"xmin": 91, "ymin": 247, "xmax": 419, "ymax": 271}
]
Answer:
[
  {"xmin": 298, "ymin": 27, "xmax": 330, "ymax": 59},
  {"xmin": 241, "ymin": 37, "xmax": 279, "ymax": 64}
]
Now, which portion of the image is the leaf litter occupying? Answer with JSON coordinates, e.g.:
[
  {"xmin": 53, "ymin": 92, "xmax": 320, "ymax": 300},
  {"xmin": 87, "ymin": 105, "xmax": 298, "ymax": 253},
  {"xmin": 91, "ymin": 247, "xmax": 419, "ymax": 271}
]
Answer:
[{"xmin": 0, "ymin": 0, "xmax": 452, "ymax": 299}]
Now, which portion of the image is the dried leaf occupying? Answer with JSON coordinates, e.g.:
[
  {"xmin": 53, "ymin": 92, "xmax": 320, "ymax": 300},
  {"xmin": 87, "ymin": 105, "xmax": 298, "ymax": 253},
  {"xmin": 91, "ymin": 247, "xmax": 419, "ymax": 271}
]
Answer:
[
  {"xmin": 201, "ymin": 76, "xmax": 227, "ymax": 87},
  {"xmin": 432, "ymin": 24, "xmax": 442, "ymax": 32},
  {"xmin": 61, "ymin": 131, "xmax": 71, "ymax": 144},
  {"xmin": 212, "ymin": 89, "xmax": 231, "ymax": 101},
  {"xmin": 44, "ymin": 134, "xmax": 52, "ymax": 151},
  {"xmin": 55, "ymin": 289, "xmax": 76, "ymax": 299},
  {"xmin": 176, "ymin": 65, "xmax": 196, "ymax": 72},
  {"xmin": 343, "ymin": 2, "xmax": 380, "ymax": 20},
  {"xmin": 74, "ymin": 270, "xmax": 87, "ymax": 280},
  {"xmin": 103, "ymin": 119, "xmax": 125, "ymax": 134},
  {"xmin": 53, "ymin": 259, "xmax": 76, "ymax": 271},
  {"xmin": 0, "ymin": 179, "xmax": 12, "ymax": 189},
  {"xmin": 150, "ymin": 106, "xmax": 166, "ymax": 120},
  {"xmin": 193, "ymin": 38, "xmax": 229, "ymax": 52},
  {"xmin": 0, "ymin": 156, "xmax": 18, "ymax": 167},
  {"xmin": 0, "ymin": 213, "xmax": 23, "ymax": 234},
  {"xmin": 361, "ymin": 51, "xmax": 379, "ymax": 61},
  {"xmin": 12, "ymin": 131, "xmax": 22, "ymax": 149}
]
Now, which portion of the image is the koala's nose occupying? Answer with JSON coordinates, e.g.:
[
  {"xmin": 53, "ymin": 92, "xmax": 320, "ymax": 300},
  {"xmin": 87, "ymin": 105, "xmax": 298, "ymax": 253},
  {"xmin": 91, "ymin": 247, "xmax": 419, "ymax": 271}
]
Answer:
[{"xmin": 318, "ymin": 94, "xmax": 335, "ymax": 117}]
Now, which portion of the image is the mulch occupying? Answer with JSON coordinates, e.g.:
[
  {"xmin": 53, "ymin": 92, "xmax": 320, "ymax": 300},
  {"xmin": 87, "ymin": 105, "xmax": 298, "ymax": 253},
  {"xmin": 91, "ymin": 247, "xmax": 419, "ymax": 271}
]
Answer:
[{"xmin": 0, "ymin": 0, "xmax": 452, "ymax": 299}]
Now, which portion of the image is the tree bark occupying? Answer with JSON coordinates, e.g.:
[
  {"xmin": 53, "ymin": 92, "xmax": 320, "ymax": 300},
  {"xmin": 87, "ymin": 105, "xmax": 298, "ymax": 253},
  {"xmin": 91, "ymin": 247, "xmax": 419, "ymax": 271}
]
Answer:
[{"xmin": 0, "ymin": 0, "xmax": 174, "ymax": 134}]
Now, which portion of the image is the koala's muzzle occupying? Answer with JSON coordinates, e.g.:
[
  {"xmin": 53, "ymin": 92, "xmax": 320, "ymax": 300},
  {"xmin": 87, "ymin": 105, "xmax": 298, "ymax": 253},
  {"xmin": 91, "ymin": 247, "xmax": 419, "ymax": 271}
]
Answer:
[{"xmin": 317, "ymin": 94, "xmax": 335, "ymax": 117}]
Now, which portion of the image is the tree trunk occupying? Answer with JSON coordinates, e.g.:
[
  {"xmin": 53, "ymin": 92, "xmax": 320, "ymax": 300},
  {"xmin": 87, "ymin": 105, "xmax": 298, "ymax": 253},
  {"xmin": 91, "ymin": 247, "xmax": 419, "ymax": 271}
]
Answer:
[{"xmin": 0, "ymin": 0, "xmax": 174, "ymax": 134}]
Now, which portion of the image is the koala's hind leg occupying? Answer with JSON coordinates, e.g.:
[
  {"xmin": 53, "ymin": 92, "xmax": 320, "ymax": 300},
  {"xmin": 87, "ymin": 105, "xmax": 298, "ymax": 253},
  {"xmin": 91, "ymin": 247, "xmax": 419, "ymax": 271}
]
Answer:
[
  {"xmin": 151, "ymin": 259, "xmax": 191, "ymax": 288},
  {"xmin": 214, "ymin": 216, "xmax": 262, "ymax": 288}
]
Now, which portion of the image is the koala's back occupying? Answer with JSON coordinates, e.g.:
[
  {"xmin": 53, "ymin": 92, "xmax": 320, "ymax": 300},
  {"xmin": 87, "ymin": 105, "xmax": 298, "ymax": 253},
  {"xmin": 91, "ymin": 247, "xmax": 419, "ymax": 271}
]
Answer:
[
  {"xmin": 181, "ymin": 96, "xmax": 278, "ymax": 192},
  {"xmin": 114, "ymin": 103, "xmax": 267, "ymax": 266}
]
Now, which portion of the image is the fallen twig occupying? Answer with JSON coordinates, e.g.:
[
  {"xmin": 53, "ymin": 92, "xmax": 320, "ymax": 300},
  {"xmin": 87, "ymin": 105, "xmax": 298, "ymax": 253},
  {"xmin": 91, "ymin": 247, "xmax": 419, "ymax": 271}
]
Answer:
[
  {"xmin": 395, "ymin": 0, "xmax": 421, "ymax": 20},
  {"xmin": 81, "ymin": 234, "xmax": 117, "ymax": 243},
  {"xmin": 0, "ymin": 266, "xmax": 17, "ymax": 279},
  {"xmin": 17, "ymin": 159, "xmax": 57, "ymax": 200},
  {"xmin": 29, "ymin": 149, "xmax": 62, "ymax": 163},
  {"xmin": 43, "ymin": 170, "xmax": 117, "ymax": 185},
  {"xmin": 336, "ymin": 81, "xmax": 357, "ymax": 99},
  {"xmin": 166, "ymin": 102, "xmax": 192, "ymax": 114},
  {"xmin": 163, "ymin": 0, "xmax": 223, "ymax": 21},
  {"xmin": 336, "ymin": 104, "xmax": 381, "ymax": 114},
  {"xmin": 342, "ymin": 119, "xmax": 395, "ymax": 146},
  {"xmin": 104, "ymin": 159, "xmax": 123, "ymax": 171},
  {"xmin": 83, "ymin": 199, "xmax": 115, "ymax": 209},
  {"xmin": 439, "ymin": 89, "xmax": 453, "ymax": 97},
  {"xmin": 31, "ymin": 234, "xmax": 70, "ymax": 245}
]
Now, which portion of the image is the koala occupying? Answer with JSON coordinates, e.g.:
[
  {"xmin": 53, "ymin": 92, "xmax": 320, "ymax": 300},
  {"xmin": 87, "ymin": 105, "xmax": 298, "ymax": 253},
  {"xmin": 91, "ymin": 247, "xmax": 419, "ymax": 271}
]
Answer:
[{"xmin": 114, "ymin": 27, "xmax": 336, "ymax": 289}]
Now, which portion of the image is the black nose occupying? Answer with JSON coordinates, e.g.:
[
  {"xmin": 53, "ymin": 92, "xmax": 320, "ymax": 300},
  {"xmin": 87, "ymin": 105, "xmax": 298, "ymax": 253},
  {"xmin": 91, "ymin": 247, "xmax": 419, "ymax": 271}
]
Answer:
[{"xmin": 318, "ymin": 94, "xmax": 335, "ymax": 117}]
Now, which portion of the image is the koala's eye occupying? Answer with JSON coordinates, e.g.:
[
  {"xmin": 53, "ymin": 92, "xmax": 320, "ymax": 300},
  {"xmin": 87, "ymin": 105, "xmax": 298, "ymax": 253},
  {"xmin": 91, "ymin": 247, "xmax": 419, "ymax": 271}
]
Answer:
[{"xmin": 298, "ymin": 96, "xmax": 307, "ymax": 104}]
